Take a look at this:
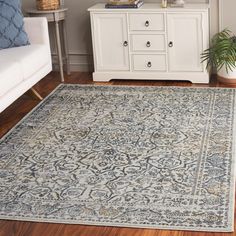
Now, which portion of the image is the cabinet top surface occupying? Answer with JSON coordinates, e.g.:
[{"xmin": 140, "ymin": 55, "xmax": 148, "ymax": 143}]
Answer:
[{"xmin": 88, "ymin": 3, "xmax": 209, "ymax": 12}]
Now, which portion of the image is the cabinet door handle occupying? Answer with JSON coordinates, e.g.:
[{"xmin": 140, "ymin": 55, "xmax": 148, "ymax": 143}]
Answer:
[
  {"xmin": 146, "ymin": 41, "xmax": 151, "ymax": 47},
  {"xmin": 147, "ymin": 61, "xmax": 152, "ymax": 68},
  {"xmin": 168, "ymin": 41, "xmax": 173, "ymax": 47},
  {"xmin": 123, "ymin": 41, "xmax": 128, "ymax": 47},
  {"xmin": 145, "ymin": 21, "xmax": 149, "ymax": 27}
]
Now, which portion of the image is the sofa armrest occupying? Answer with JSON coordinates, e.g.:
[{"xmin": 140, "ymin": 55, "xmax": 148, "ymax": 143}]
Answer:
[{"xmin": 24, "ymin": 17, "xmax": 50, "ymax": 46}]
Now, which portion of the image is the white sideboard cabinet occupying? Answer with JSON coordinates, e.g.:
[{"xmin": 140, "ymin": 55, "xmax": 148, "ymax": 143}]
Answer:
[{"xmin": 88, "ymin": 3, "xmax": 210, "ymax": 83}]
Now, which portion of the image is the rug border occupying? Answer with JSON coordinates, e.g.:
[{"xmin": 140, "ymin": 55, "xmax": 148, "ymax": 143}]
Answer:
[
  {"xmin": 0, "ymin": 84, "xmax": 235, "ymax": 232},
  {"xmin": 230, "ymin": 90, "xmax": 236, "ymax": 231},
  {"xmin": 0, "ymin": 215, "xmax": 234, "ymax": 232}
]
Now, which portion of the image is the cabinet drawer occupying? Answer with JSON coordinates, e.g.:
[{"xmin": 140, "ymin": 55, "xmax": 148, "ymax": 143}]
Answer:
[
  {"xmin": 132, "ymin": 55, "xmax": 166, "ymax": 71},
  {"xmin": 129, "ymin": 13, "xmax": 165, "ymax": 31},
  {"xmin": 131, "ymin": 34, "xmax": 166, "ymax": 52}
]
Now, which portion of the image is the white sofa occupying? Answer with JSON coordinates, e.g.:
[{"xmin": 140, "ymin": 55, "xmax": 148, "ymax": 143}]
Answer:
[{"xmin": 0, "ymin": 17, "xmax": 52, "ymax": 113}]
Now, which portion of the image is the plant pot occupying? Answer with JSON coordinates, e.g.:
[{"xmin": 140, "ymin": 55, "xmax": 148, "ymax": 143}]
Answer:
[{"xmin": 217, "ymin": 64, "xmax": 236, "ymax": 84}]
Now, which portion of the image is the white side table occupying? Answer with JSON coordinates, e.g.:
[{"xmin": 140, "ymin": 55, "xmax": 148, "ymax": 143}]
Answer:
[{"xmin": 26, "ymin": 8, "xmax": 71, "ymax": 82}]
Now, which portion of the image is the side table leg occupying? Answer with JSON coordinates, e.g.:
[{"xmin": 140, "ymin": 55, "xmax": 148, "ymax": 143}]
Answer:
[
  {"xmin": 62, "ymin": 20, "xmax": 71, "ymax": 75},
  {"xmin": 55, "ymin": 21, "xmax": 64, "ymax": 83}
]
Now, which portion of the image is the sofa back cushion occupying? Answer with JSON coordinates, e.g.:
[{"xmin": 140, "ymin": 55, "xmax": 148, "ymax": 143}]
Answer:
[{"xmin": 0, "ymin": 0, "xmax": 30, "ymax": 49}]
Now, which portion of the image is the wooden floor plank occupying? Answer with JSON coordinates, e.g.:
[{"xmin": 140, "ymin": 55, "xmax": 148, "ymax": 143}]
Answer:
[{"xmin": 0, "ymin": 72, "xmax": 235, "ymax": 236}]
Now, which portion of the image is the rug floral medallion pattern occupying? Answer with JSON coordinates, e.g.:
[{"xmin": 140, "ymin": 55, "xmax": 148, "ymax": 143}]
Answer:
[{"xmin": 0, "ymin": 85, "xmax": 235, "ymax": 232}]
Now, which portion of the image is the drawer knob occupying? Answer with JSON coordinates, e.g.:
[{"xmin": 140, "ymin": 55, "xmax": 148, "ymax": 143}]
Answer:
[
  {"xmin": 145, "ymin": 21, "xmax": 149, "ymax": 27},
  {"xmin": 168, "ymin": 41, "xmax": 173, "ymax": 47},
  {"xmin": 147, "ymin": 61, "xmax": 152, "ymax": 68},
  {"xmin": 123, "ymin": 41, "xmax": 128, "ymax": 47},
  {"xmin": 146, "ymin": 41, "xmax": 151, "ymax": 47}
]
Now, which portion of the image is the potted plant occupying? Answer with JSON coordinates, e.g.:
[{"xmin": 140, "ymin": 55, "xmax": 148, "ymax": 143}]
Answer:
[{"xmin": 201, "ymin": 29, "xmax": 236, "ymax": 83}]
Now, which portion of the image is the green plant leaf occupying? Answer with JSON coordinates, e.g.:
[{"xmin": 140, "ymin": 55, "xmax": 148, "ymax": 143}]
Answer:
[{"xmin": 201, "ymin": 29, "xmax": 236, "ymax": 73}]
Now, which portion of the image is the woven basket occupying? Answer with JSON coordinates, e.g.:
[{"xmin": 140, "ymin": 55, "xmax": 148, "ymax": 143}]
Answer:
[{"xmin": 36, "ymin": 0, "xmax": 60, "ymax": 10}]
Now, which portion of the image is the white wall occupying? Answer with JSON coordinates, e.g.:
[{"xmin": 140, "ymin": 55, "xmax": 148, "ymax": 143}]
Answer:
[
  {"xmin": 22, "ymin": 0, "xmax": 221, "ymax": 71},
  {"xmin": 219, "ymin": 0, "xmax": 236, "ymax": 33}
]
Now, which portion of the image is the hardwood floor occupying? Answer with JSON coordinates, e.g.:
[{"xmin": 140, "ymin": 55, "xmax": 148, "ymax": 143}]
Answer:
[{"xmin": 0, "ymin": 71, "xmax": 235, "ymax": 236}]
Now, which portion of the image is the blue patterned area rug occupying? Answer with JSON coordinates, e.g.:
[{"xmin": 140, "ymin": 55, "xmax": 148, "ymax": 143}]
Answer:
[{"xmin": 0, "ymin": 85, "xmax": 236, "ymax": 232}]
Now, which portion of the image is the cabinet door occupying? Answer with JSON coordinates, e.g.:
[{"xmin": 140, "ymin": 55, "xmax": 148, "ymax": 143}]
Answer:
[
  {"xmin": 167, "ymin": 13, "xmax": 203, "ymax": 72},
  {"xmin": 92, "ymin": 13, "xmax": 129, "ymax": 71}
]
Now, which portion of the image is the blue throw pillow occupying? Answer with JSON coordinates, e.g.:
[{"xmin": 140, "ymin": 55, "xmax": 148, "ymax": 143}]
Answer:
[{"xmin": 0, "ymin": 0, "xmax": 30, "ymax": 49}]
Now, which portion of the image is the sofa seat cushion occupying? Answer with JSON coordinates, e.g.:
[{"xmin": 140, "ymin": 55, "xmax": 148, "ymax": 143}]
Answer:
[
  {"xmin": 0, "ymin": 44, "xmax": 50, "ymax": 81},
  {"xmin": 0, "ymin": 57, "xmax": 23, "ymax": 97}
]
